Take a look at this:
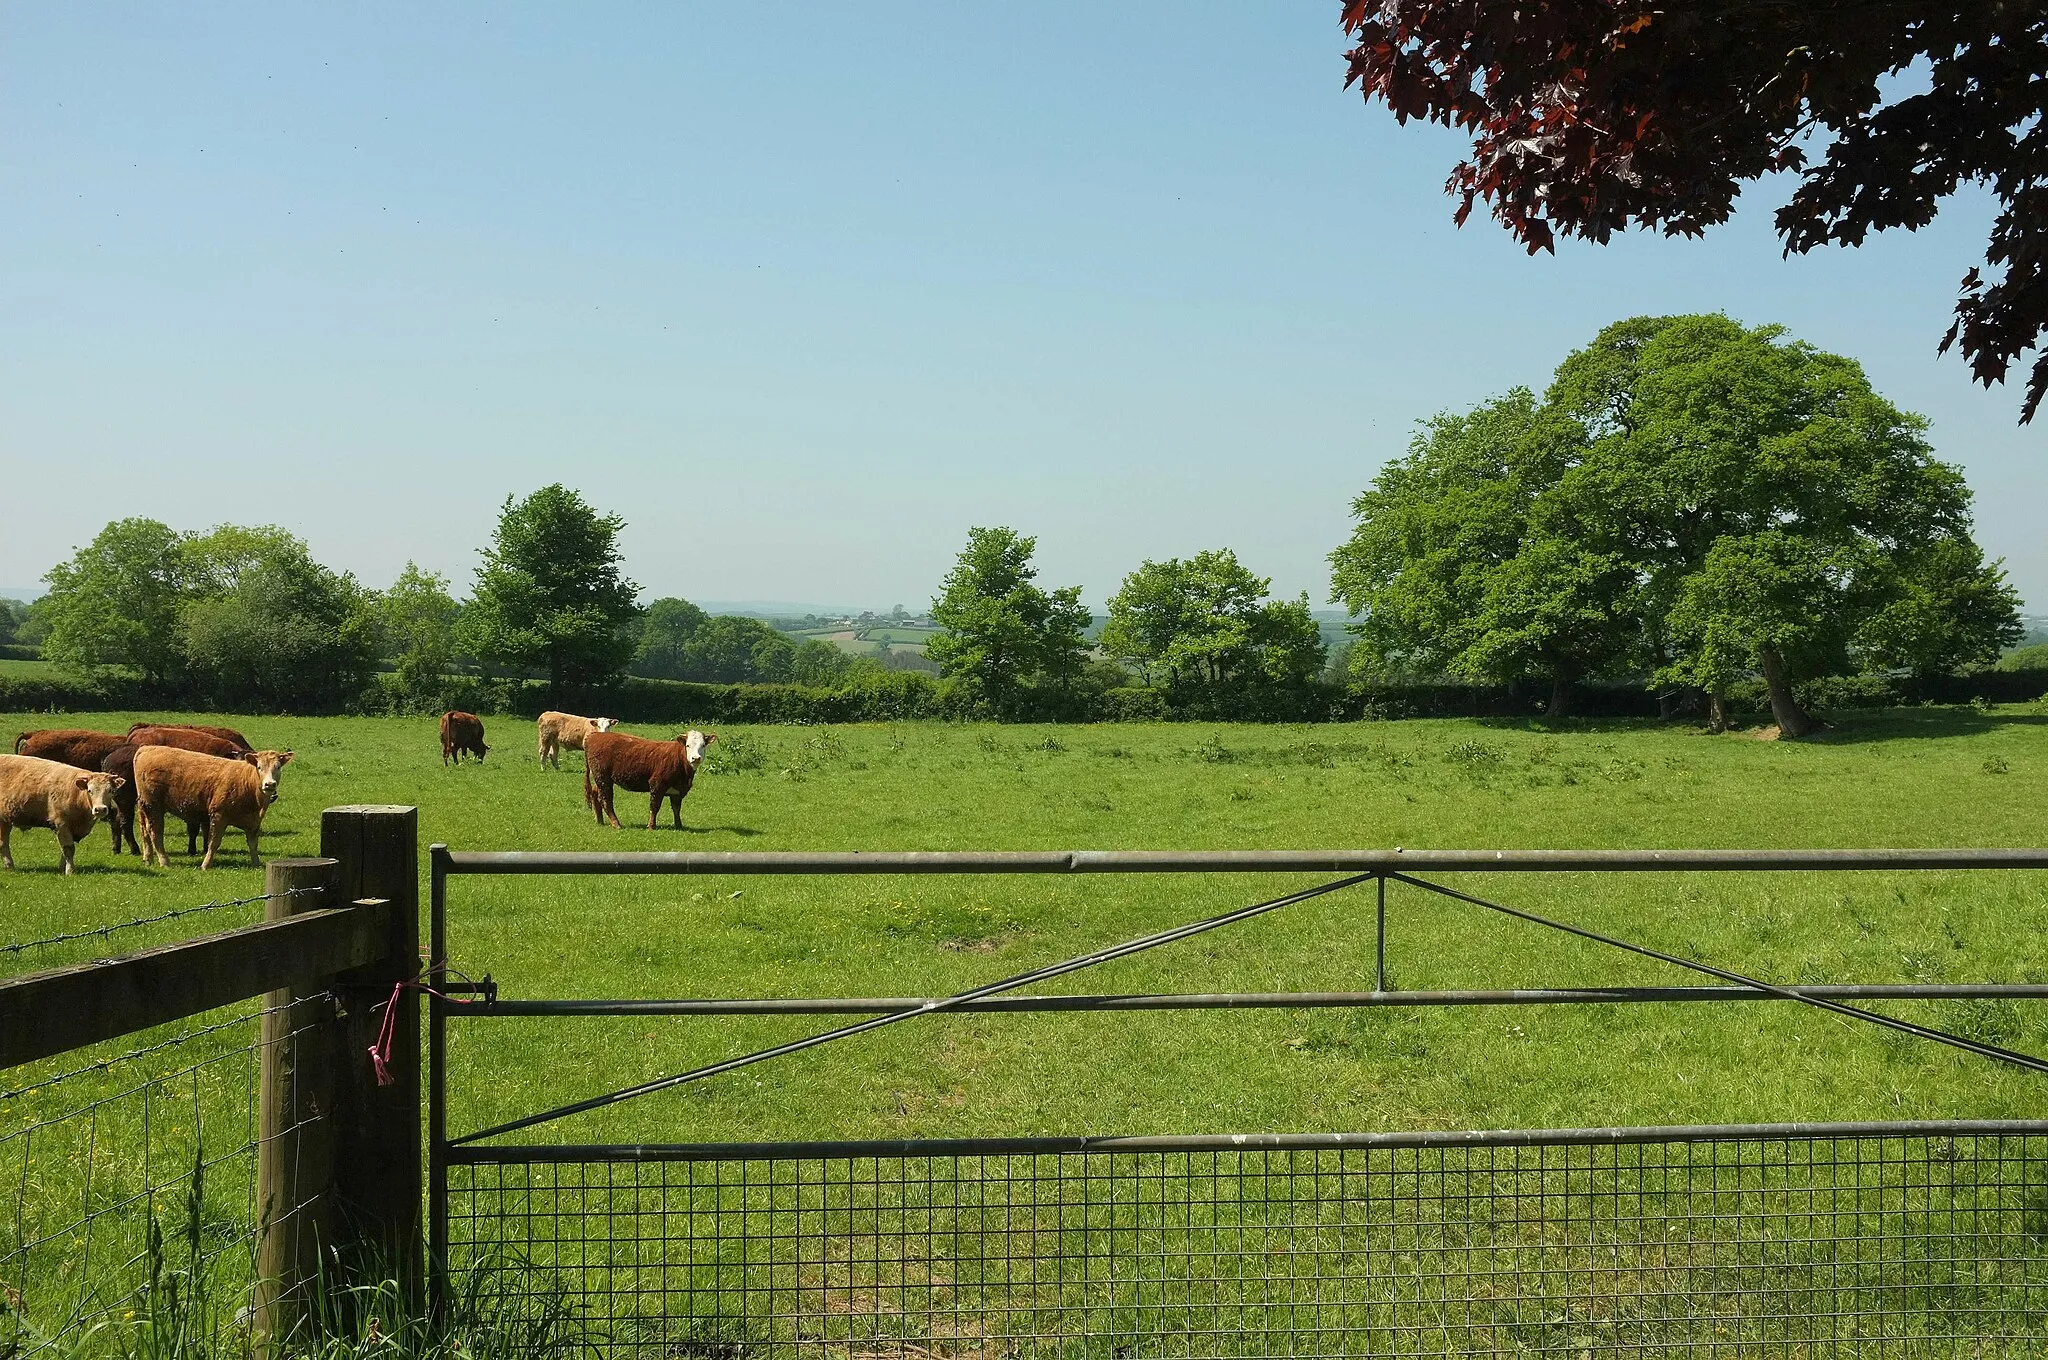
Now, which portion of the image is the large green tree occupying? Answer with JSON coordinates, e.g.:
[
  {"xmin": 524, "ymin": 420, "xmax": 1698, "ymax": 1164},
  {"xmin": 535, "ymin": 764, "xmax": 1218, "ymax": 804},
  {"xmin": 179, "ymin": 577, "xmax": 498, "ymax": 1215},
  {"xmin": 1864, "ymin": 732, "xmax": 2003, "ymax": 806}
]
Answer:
[
  {"xmin": 633, "ymin": 598, "xmax": 710, "ymax": 679},
  {"xmin": 1329, "ymin": 391, "xmax": 1638, "ymax": 714},
  {"xmin": 1101, "ymin": 549, "xmax": 1325, "ymax": 715},
  {"xmin": 1547, "ymin": 315, "xmax": 2017, "ymax": 734},
  {"xmin": 38, "ymin": 518, "xmax": 192, "ymax": 684},
  {"xmin": 680, "ymin": 616, "xmax": 797, "ymax": 684},
  {"xmin": 178, "ymin": 528, "xmax": 380, "ymax": 711},
  {"xmin": 1332, "ymin": 316, "xmax": 2018, "ymax": 732},
  {"xmin": 459, "ymin": 485, "xmax": 641, "ymax": 698},
  {"xmin": 928, "ymin": 527, "xmax": 1091, "ymax": 719},
  {"xmin": 378, "ymin": 563, "xmax": 462, "ymax": 703}
]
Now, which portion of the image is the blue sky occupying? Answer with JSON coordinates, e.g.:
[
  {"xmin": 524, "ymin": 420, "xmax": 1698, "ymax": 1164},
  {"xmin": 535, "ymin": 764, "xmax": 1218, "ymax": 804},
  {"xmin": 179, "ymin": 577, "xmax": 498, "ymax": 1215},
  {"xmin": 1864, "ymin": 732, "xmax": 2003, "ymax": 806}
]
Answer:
[{"xmin": 2, "ymin": 3, "xmax": 2040, "ymax": 610}]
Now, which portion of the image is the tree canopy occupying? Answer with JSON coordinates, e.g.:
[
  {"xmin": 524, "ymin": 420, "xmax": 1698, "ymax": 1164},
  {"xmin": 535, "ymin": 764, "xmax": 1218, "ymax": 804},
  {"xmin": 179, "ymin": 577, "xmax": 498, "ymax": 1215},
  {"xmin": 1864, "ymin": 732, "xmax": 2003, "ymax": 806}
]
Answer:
[
  {"xmin": 179, "ymin": 530, "xmax": 379, "ymax": 712},
  {"xmin": 1332, "ymin": 315, "xmax": 2020, "ymax": 731},
  {"xmin": 928, "ymin": 527, "xmax": 1091, "ymax": 719},
  {"xmin": 378, "ymin": 563, "xmax": 462, "ymax": 704},
  {"xmin": 459, "ymin": 485, "xmax": 641, "ymax": 697},
  {"xmin": 1101, "ymin": 549, "xmax": 1325, "ymax": 716},
  {"xmin": 39, "ymin": 518, "xmax": 194, "ymax": 684},
  {"xmin": 1341, "ymin": 2, "xmax": 2048, "ymax": 421}
]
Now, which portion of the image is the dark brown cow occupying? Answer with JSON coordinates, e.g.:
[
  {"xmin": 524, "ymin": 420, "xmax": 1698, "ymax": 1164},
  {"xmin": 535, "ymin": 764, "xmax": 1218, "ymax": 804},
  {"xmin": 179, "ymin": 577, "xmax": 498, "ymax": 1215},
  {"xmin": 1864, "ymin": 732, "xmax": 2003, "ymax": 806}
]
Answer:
[
  {"xmin": 439, "ymin": 711, "xmax": 488, "ymax": 765},
  {"xmin": 128, "ymin": 721, "xmax": 254, "ymax": 751},
  {"xmin": 14, "ymin": 729, "xmax": 129, "ymax": 771},
  {"xmin": 100, "ymin": 744, "xmax": 210, "ymax": 857},
  {"xmin": 128, "ymin": 726, "xmax": 249, "ymax": 760},
  {"xmin": 583, "ymin": 729, "xmax": 713, "ymax": 829}
]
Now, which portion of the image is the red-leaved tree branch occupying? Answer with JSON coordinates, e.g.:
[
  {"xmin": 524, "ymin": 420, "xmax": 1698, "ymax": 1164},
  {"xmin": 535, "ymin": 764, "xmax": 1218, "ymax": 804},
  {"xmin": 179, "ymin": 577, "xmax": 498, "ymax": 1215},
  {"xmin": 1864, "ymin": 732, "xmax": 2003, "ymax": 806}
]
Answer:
[{"xmin": 1342, "ymin": 1, "xmax": 2048, "ymax": 422}]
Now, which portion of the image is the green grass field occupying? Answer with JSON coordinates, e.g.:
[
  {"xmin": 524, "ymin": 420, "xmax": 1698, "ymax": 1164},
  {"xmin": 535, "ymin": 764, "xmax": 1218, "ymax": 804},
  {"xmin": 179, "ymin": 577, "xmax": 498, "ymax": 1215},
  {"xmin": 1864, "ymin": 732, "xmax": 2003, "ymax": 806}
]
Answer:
[
  {"xmin": 6, "ymin": 708, "xmax": 2047, "ymax": 1142},
  {"xmin": 7, "ymin": 708, "xmax": 2048, "ymax": 1355}
]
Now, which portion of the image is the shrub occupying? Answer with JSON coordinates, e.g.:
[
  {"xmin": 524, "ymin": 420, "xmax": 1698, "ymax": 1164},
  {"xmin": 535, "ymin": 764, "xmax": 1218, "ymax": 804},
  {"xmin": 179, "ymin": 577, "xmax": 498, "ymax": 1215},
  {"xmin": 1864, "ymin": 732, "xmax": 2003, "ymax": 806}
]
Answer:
[{"xmin": 1098, "ymin": 687, "xmax": 1170, "ymax": 721}]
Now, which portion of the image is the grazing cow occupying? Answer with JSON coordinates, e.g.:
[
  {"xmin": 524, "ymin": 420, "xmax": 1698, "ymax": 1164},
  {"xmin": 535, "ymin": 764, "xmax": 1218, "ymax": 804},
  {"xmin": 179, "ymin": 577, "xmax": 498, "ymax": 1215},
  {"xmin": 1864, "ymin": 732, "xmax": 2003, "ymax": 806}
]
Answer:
[
  {"xmin": 0, "ymin": 754, "xmax": 124, "ymax": 875},
  {"xmin": 440, "ymin": 711, "xmax": 489, "ymax": 765},
  {"xmin": 128, "ymin": 721, "xmax": 254, "ymax": 751},
  {"xmin": 536, "ymin": 711, "xmax": 616, "ymax": 770},
  {"xmin": 583, "ymin": 729, "xmax": 712, "ymax": 830},
  {"xmin": 134, "ymin": 747, "xmax": 294, "ymax": 870},
  {"xmin": 128, "ymin": 726, "xmax": 249, "ymax": 761},
  {"xmin": 14, "ymin": 728, "xmax": 129, "ymax": 771},
  {"xmin": 101, "ymin": 744, "xmax": 209, "ymax": 857}
]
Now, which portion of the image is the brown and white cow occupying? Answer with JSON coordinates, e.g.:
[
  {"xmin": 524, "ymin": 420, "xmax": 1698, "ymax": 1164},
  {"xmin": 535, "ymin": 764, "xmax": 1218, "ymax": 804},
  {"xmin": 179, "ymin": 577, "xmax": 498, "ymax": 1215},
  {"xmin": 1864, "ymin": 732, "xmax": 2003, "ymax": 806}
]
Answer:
[
  {"xmin": 133, "ymin": 747, "xmax": 294, "ymax": 870},
  {"xmin": 536, "ymin": 711, "xmax": 616, "ymax": 770},
  {"xmin": 440, "ymin": 711, "xmax": 489, "ymax": 765},
  {"xmin": 0, "ymin": 754, "xmax": 124, "ymax": 875},
  {"xmin": 583, "ymin": 729, "xmax": 712, "ymax": 829}
]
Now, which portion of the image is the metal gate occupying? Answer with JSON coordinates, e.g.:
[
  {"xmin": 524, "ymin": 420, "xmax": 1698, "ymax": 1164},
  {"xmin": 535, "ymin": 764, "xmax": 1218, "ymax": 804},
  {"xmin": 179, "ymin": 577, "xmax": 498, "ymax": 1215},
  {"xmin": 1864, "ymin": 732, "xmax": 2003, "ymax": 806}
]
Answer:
[{"xmin": 427, "ymin": 848, "xmax": 2048, "ymax": 1356}]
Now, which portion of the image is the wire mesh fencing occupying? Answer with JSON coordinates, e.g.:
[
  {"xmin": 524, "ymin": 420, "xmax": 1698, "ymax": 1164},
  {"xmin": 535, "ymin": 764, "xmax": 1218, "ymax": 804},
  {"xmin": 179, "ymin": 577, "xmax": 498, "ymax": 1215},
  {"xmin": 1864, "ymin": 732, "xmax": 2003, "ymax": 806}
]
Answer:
[
  {"xmin": 445, "ymin": 1128, "xmax": 2048, "ymax": 1358},
  {"xmin": 0, "ymin": 991, "xmax": 333, "ymax": 1360}
]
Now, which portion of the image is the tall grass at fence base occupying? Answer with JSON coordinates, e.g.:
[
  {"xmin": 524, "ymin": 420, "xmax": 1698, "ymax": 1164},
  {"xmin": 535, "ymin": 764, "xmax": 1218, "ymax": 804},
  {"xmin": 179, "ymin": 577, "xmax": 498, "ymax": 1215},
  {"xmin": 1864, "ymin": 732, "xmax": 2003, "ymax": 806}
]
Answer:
[{"xmin": 25, "ymin": 1151, "xmax": 597, "ymax": 1360}]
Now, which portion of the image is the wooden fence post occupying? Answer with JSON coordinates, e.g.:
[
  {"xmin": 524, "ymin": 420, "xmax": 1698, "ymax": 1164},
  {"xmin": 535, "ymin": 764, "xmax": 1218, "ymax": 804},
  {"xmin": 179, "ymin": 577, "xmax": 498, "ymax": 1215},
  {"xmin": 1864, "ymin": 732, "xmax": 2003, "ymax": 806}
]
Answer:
[
  {"xmin": 320, "ymin": 806, "xmax": 422, "ymax": 1298},
  {"xmin": 253, "ymin": 856, "xmax": 340, "ymax": 1357}
]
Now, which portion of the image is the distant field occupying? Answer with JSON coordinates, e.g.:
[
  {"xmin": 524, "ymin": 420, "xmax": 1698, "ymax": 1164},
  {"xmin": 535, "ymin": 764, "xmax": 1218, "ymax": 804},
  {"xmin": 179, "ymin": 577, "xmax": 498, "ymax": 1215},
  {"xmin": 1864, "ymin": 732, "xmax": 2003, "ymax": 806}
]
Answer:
[
  {"xmin": 5, "ymin": 707, "xmax": 2046, "ymax": 1150},
  {"xmin": 805, "ymin": 627, "xmax": 931, "ymax": 655},
  {"xmin": 0, "ymin": 658, "xmax": 61, "ymax": 678}
]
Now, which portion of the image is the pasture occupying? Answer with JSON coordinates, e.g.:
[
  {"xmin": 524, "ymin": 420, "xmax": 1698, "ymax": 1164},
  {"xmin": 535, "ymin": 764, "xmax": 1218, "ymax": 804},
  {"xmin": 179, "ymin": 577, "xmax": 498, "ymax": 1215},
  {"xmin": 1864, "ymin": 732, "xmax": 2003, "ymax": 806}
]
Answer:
[{"xmin": 6, "ymin": 707, "xmax": 2047, "ymax": 1147}]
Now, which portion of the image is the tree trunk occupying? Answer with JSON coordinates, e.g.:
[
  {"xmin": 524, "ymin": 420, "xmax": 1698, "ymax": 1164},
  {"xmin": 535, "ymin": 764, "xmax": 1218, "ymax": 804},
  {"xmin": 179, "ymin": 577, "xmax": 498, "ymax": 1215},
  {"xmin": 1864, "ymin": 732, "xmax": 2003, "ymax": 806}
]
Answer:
[
  {"xmin": 1546, "ymin": 673, "xmax": 1571, "ymax": 718},
  {"xmin": 1756, "ymin": 648, "xmax": 1816, "ymax": 738},
  {"xmin": 1707, "ymin": 687, "xmax": 1728, "ymax": 733}
]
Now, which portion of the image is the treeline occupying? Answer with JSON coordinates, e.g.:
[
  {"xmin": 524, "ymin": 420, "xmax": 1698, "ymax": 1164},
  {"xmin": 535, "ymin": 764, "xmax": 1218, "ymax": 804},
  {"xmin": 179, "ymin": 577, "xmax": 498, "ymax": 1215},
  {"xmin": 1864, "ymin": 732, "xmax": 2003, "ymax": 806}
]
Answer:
[
  {"xmin": 4, "ymin": 313, "xmax": 2030, "ymax": 728},
  {"xmin": 1, "ymin": 490, "xmax": 923, "ymax": 714}
]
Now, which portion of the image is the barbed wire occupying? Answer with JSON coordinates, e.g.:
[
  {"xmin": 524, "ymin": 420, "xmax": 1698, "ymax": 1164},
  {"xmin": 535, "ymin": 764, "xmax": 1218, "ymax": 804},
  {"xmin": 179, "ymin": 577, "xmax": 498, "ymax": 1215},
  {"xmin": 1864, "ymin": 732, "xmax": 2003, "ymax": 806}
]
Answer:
[
  {"xmin": 0, "ymin": 885, "xmax": 321, "ymax": 961},
  {"xmin": 0, "ymin": 992, "xmax": 332, "ymax": 1103}
]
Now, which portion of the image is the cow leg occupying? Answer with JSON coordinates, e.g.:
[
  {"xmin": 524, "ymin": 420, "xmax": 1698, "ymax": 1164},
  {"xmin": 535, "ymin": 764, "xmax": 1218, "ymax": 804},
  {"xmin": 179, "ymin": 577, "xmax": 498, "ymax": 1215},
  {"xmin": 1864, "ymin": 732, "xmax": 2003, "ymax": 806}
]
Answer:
[
  {"xmin": 109, "ymin": 805, "xmax": 125, "ymax": 853},
  {"xmin": 122, "ymin": 807, "xmax": 141, "ymax": 855},
  {"xmin": 186, "ymin": 819, "xmax": 202, "ymax": 857},
  {"xmin": 56, "ymin": 825, "xmax": 77, "ymax": 876},
  {"xmin": 245, "ymin": 826, "xmax": 262, "ymax": 867},
  {"xmin": 647, "ymin": 787, "xmax": 662, "ymax": 831},
  {"xmin": 602, "ymin": 780, "xmax": 622, "ymax": 830},
  {"xmin": 200, "ymin": 816, "xmax": 225, "ymax": 871},
  {"xmin": 0, "ymin": 823, "xmax": 12, "ymax": 869},
  {"xmin": 140, "ymin": 805, "xmax": 164, "ymax": 868}
]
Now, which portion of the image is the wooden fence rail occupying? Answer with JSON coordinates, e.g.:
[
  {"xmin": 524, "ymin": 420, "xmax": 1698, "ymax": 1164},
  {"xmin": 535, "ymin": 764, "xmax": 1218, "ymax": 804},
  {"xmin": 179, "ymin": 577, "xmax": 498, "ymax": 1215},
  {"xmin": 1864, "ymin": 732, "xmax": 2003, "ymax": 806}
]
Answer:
[{"xmin": 0, "ymin": 805, "xmax": 422, "ymax": 1357}]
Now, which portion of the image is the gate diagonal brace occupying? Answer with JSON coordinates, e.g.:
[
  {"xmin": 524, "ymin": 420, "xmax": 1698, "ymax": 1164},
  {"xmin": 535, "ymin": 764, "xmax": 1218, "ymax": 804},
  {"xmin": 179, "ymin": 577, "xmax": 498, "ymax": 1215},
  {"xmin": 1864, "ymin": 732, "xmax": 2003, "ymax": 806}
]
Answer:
[
  {"xmin": 1389, "ymin": 872, "xmax": 2048, "ymax": 1078},
  {"xmin": 451, "ymin": 872, "xmax": 1374, "ymax": 1145}
]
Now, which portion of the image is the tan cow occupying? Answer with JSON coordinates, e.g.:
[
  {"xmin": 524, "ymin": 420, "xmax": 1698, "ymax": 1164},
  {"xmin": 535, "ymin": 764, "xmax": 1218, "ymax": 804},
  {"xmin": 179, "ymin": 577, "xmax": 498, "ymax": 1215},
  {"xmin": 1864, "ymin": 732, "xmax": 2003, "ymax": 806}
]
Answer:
[
  {"xmin": 536, "ymin": 711, "xmax": 616, "ymax": 770},
  {"xmin": 134, "ymin": 747, "xmax": 294, "ymax": 870},
  {"xmin": 0, "ymin": 754, "xmax": 124, "ymax": 875}
]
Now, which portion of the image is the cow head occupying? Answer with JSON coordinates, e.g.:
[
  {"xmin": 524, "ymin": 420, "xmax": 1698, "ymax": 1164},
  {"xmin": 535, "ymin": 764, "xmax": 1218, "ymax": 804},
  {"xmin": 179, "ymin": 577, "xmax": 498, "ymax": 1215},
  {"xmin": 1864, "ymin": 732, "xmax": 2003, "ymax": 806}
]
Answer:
[
  {"xmin": 682, "ymin": 730, "xmax": 714, "ymax": 767},
  {"xmin": 251, "ymin": 750, "xmax": 295, "ymax": 805},
  {"xmin": 593, "ymin": 717, "xmax": 617, "ymax": 733},
  {"xmin": 74, "ymin": 772, "xmax": 123, "ymax": 821}
]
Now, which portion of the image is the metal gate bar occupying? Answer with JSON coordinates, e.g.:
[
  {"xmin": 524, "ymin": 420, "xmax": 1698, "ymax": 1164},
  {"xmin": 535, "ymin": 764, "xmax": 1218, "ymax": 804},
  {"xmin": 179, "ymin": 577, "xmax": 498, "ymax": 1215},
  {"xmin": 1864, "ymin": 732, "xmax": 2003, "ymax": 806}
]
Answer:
[{"xmin": 429, "ymin": 846, "xmax": 2048, "ymax": 1353}]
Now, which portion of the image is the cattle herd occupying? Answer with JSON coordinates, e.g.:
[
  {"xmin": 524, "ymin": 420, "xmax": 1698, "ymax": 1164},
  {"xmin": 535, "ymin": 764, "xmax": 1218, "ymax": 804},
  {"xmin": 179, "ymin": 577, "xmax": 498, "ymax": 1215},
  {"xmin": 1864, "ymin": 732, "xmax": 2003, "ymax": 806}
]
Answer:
[
  {"xmin": 1, "ymin": 708, "xmax": 711, "ymax": 876},
  {"xmin": 445, "ymin": 709, "xmax": 715, "ymax": 831}
]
